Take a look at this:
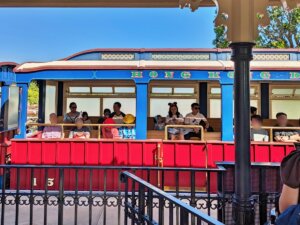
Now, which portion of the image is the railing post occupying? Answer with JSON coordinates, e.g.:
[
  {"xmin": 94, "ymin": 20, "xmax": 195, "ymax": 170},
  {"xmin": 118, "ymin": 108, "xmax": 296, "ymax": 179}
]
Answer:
[
  {"xmin": 58, "ymin": 168, "xmax": 64, "ymax": 225},
  {"xmin": 230, "ymin": 42, "xmax": 255, "ymax": 225}
]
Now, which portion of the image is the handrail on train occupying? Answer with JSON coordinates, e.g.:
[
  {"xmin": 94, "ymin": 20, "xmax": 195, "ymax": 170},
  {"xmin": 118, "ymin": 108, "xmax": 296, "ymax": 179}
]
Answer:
[
  {"xmin": 261, "ymin": 126, "xmax": 300, "ymax": 142},
  {"xmin": 26, "ymin": 123, "xmax": 135, "ymax": 140},
  {"xmin": 164, "ymin": 125, "xmax": 204, "ymax": 141}
]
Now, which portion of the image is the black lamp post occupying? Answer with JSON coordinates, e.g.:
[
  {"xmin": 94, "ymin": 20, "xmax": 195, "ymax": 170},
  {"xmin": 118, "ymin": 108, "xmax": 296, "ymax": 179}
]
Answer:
[{"xmin": 230, "ymin": 42, "xmax": 255, "ymax": 225}]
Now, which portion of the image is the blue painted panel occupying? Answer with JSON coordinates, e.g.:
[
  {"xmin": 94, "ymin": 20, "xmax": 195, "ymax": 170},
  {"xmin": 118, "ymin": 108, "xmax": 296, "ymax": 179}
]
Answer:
[
  {"xmin": 221, "ymin": 84, "xmax": 233, "ymax": 141},
  {"xmin": 135, "ymin": 83, "xmax": 148, "ymax": 140},
  {"xmin": 15, "ymin": 84, "xmax": 28, "ymax": 139}
]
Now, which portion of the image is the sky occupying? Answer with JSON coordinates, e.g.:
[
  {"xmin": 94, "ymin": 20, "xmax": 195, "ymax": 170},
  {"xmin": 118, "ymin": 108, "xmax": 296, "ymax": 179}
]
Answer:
[{"xmin": 0, "ymin": 7, "xmax": 216, "ymax": 63}]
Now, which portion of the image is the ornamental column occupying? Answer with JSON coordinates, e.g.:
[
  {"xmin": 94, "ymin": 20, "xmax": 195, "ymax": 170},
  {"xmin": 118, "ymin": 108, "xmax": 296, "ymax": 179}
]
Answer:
[{"xmin": 230, "ymin": 42, "xmax": 255, "ymax": 225}]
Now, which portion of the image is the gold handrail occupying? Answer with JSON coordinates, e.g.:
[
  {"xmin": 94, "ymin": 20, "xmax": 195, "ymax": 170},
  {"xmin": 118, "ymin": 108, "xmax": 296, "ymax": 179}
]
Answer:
[
  {"xmin": 260, "ymin": 126, "xmax": 300, "ymax": 142},
  {"xmin": 164, "ymin": 125, "xmax": 204, "ymax": 141},
  {"xmin": 26, "ymin": 123, "xmax": 136, "ymax": 140}
]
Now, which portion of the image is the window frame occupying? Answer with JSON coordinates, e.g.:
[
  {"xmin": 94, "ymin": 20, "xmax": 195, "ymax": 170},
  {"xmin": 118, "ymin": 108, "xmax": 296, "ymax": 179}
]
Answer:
[
  {"xmin": 148, "ymin": 81, "xmax": 199, "ymax": 117},
  {"xmin": 63, "ymin": 80, "xmax": 136, "ymax": 115},
  {"xmin": 269, "ymin": 83, "xmax": 300, "ymax": 119},
  {"xmin": 207, "ymin": 82, "xmax": 261, "ymax": 118}
]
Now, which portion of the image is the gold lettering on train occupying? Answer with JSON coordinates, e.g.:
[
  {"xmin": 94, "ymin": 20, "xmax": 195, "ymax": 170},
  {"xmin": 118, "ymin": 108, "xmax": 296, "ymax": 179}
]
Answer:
[
  {"xmin": 33, "ymin": 178, "xmax": 55, "ymax": 187},
  {"xmin": 290, "ymin": 72, "xmax": 300, "ymax": 79}
]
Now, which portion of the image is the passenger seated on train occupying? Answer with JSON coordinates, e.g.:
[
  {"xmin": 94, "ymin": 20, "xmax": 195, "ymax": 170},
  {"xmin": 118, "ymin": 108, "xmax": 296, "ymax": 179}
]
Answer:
[
  {"xmin": 184, "ymin": 103, "xmax": 209, "ymax": 140},
  {"xmin": 42, "ymin": 113, "xmax": 62, "ymax": 139},
  {"xmin": 250, "ymin": 106, "xmax": 257, "ymax": 116},
  {"xmin": 274, "ymin": 112, "xmax": 300, "ymax": 142},
  {"xmin": 110, "ymin": 102, "xmax": 126, "ymax": 124},
  {"xmin": 154, "ymin": 115, "xmax": 165, "ymax": 130},
  {"xmin": 250, "ymin": 115, "xmax": 269, "ymax": 142},
  {"xmin": 122, "ymin": 114, "xmax": 136, "ymax": 139},
  {"xmin": 98, "ymin": 108, "xmax": 111, "ymax": 124},
  {"xmin": 82, "ymin": 111, "xmax": 93, "ymax": 130},
  {"xmin": 166, "ymin": 102, "xmax": 184, "ymax": 140},
  {"xmin": 63, "ymin": 102, "xmax": 80, "ymax": 123},
  {"xmin": 69, "ymin": 118, "xmax": 90, "ymax": 139},
  {"xmin": 102, "ymin": 117, "xmax": 117, "ymax": 139}
]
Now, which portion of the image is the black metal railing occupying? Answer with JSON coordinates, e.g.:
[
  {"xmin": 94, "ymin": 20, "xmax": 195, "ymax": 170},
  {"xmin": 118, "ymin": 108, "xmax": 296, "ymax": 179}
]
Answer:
[
  {"xmin": 216, "ymin": 162, "xmax": 281, "ymax": 225},
  {"xmin": 121, "ymin": 171, "xmax": 224, "ymax": 225},
  {"xmin": 0, "ymin": 165, "xmax": 226, "ymax": 225}
]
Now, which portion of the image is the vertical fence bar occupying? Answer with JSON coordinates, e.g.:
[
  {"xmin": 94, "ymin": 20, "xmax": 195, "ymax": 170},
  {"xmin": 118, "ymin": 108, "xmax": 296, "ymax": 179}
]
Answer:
[
  {"xmin": 175, "ymin": 170, "xmax": 179, "ymax": 225},
  {"xmin": 15, "ymin": 168, "xmax": 20, "ymax": 225},
  {"xmin": 169, "ymin": 202, "xmax": 174, "ymax": 225},
  {"xmin": 147, "ymin": 190, "xmax": 153, "ymax": 223},
  {"xmin": 217, "ymin": 170, "xmax": 225, "ymax": 223},
  {"xmin": 29, "ymin": 168, "xmax": 34, "ymax": 225},
  {"xmin": 74, "ymin": 168, "xmax": 79, "ymax": 225},
  {"xmin": 158, "ymin": 196, "xmax": 164, "ymax": 225},
  {"xmin": 180, "ymin": 208, "xmax": 188, "ymax": 225},
  {"xmin": 89, "ymin": 169, "xmax": 93, "ymax": 225},
  {"xmin": 124, "ymin": 175, "xmax": 128, "ymax": 225},
  {"xmin": 58, "ymin": 168, "xmax": 64, "ymax": 225},
  {"xmin": 138, "ymin": 184, "xmax": 145, "ymax": 224},
  {"xmin": 1, "ymin": 166, "xmax": 6, "ymax": 225},
  {"xmin": 103, "ymin": 169, "xmax": 107, "ymax": 225},
  {"xmin": 43, "ymin": 168, "xmax": 49, "ymax": 225},
  {"xmin": 190, "ymin": 171, "xmax": 196, "ymax": 225},
  {"xmin": 118, "ymin": 169, "xmax": 121, "ymax": 225},
  {"xmin": 207, "ymin": 171, "xmax": 211, "ymax": 216},
  {"xmin": 131, "ymin": 177, "xmax": 136, "ymax": 225},
  {"xmin": 259, "ymin": 168, "xmax": 267, "ymax": 225}
]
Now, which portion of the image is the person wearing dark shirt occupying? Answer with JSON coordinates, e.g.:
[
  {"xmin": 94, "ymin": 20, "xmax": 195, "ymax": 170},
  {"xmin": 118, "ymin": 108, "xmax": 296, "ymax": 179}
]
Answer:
[
  {"xmin": 110, "ymin": 102, "xmax": 126, "ymax": 123},
  {"xmin": 98, "ymin": 108, "xmax": 111, "ymax": 124},
  {"xmin": 250, "ymin": 115, "xmax": 269, "ymax": 142},
  {"xmin": 274, "ymin": 112, "xmax": 300, "ymax": 142}
]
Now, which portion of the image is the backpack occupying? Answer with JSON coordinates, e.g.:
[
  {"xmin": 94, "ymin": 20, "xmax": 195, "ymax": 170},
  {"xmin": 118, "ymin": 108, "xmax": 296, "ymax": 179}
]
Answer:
[{"xmin": 276, "ymin": 205, "xmax": 300, "ymax": 225}]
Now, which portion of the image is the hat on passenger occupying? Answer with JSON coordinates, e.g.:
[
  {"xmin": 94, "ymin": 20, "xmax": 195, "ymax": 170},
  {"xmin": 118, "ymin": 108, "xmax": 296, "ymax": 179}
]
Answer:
[{"xmin": 123, "ymin": 114, "xmax": 135, "ymax": 124}]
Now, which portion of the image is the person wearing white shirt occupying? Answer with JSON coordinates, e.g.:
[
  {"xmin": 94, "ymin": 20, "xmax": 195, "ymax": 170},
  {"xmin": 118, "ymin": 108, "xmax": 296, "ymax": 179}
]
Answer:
[{"xmin": 184, "ymin": 103, "xmax": 209, "ymax": 140}]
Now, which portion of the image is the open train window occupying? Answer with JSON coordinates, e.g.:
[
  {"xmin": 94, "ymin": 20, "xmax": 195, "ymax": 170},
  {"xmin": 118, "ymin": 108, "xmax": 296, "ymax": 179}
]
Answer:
[
  {"xmin": 64, "ymin": 81, "xmax": 136, "ymax": 116},
  {"xmin": 208, "ymin": 84, "xmax": 260, "ymax": 118},
  {"xmin": 149, "ymin": 81, "xmax": 198, "ymax": 117},
  {"xmin": 270, "ymin": 84, "xmax": 300, "ymax": 119}
]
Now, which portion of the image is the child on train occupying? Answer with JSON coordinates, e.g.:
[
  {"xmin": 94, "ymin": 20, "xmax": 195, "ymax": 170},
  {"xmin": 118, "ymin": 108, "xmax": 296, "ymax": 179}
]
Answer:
[
  {"xmin": 166, "ymin": 102, "xmax": 184, "ymax": 140},
  {"xmin": 69, "ymin": 118, "xmax": 90, "ymax": 139}
]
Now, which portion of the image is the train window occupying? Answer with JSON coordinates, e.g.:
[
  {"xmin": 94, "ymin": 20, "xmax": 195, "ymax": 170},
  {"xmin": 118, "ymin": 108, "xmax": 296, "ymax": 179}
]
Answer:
[
  {"xmin": 69, "ymin": 87, "xmax": 90, "ymax": 93},
  {"xmin": 152, "ymin": 87, "xmax": 172, "ymax": 94},
  {"xmin": 115, "ymin": 87, "xmax": 135, "ymax": 93},
  {"xmin": 208, "ymin": 84, "xmax": 260, "ymax": 118},
  {"xmin": 66, "ymin": 98, "xmax": 100, "ymax": 116},
  {"xmin": 272, "ymin": 88, "xmax": 294, "ymax": 96},
  {"xmin": 174, "ymin": 87, "xmax": 194, "ymax": 94},
  {"xmin": 103, "ymin": 98, "xmax": 136, "ymax": 116},
  {"xmin": 271, "ymin": 100, "xmax": 300, "ymax": 119},
  {"xmin": 92, "ymin": 87, "xmax": 113, "ymax": 93},
  {"xmin": 45, "ymin": 83, "xmax": 57, "ymax": 123},
  {"xmin": 270, "ymin": 85, "xmax": 300, "ymax": 119},
  {"xmin": 150, "ymin": 98, "xmax": 197, "ymax": 117}
]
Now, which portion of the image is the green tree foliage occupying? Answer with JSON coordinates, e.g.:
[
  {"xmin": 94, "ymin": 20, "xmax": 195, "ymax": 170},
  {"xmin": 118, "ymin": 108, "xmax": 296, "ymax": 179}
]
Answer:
[
  {"xmin": 213, "ymin": 6, "xmax": 300, "ymax": 48},
  {"xmin": 256, "ymin": 6, "xmax": 300, "ymax": 48},
  {"xmin": 213, "ymin": 24, "xmax": 230, "ymax": 48},
  {"xmin": 28, "ymin": 81, "xmax": 39, "ymax": 105}
]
